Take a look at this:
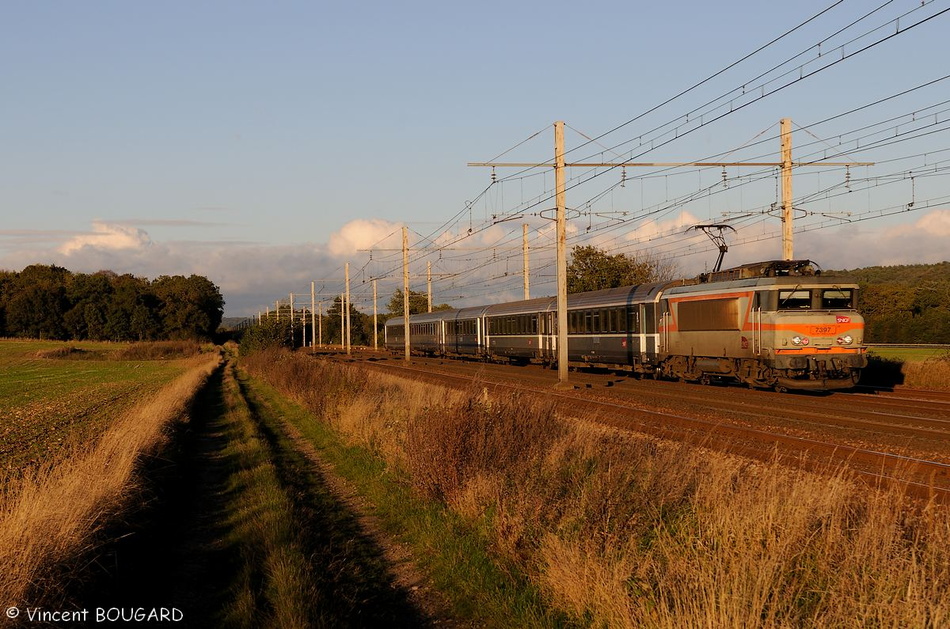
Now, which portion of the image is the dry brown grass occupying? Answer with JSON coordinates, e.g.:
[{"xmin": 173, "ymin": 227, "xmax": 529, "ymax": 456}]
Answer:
[
  {"xmin": 0, "ymin": 353, "xmax": 219, "ymax": 609},
  {"xmin": 903, "ymin": 354, "xmax": 950, "ymax": 390},
  {"xmin": 243, "ymin": 351, "xmax": 950, "ymax": 628}
]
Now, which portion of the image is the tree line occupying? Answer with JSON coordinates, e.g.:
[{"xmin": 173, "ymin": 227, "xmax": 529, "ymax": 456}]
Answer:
[
  {"xmin": 0, "ymin": 264, "xmax": 224, "ymax": 341},
  {"xmin": 838, "ymin": 262, "xmax": 950, "ymax": 344},
  {"xmin": 238, "ymin": 249, "xmax": 950, "ymax": 354},
  {"xmin": 239, "ymin": 291, "xmax": 417, "ymax": 354}
]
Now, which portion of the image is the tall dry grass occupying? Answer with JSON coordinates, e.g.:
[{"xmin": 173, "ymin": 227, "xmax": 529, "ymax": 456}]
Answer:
[
  {"xmin": 0, "ymin": 353, "xmax": 220, "ymax": 610},
  {"xmin": 903, "ymin": 353, "xmax": 950, "ymax": 390},
  {"xmin": 243, "ymin": 351, "xmax": 950, "ymax": 628}
]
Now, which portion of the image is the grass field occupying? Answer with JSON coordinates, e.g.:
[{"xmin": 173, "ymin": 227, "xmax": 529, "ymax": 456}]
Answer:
[
  {"xmin": 3, "ymin": 338, "xmax": 945, "ymax": 626},
  {"xmin": 242, "ymin": 350, "xmax": 950, "ymax": 628},
  {"xmin": 0, "ymin": 340, "xmax": 199, "ymax": 472},
  {"xmin": 864, "ymin": 345, "xmax": 950, "ymax": 390},
  {"xmin": 0, "ymin": 342, "xmax": 219, "ymax": 613},
  {"xmin": 866, "ymin": 345, "xmax": 950, "ymax": 361}
]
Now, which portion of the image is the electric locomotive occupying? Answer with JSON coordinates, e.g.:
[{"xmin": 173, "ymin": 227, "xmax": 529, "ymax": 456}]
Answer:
[{"xmin": 384, "ymin": 260, "xmax": 867, "ymax": 391}]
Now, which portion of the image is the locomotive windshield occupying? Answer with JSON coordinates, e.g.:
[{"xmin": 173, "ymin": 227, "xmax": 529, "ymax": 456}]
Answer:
[
  {"xmin": 778, "ymin": 289, "xmax": 811, "ymax": 310},
  {"xmin": 772, "ymin": 288, "xmax": 855, "ymax": 310},
  {"xmin": 821, "ymin": 289, "xmax": 853, "ymax": 309}
]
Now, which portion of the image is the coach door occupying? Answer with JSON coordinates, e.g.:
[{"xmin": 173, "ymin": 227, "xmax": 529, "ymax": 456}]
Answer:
[
  {"xmin": 641, "ymin": 303, "xmax": 657, "ymax": 356},
  {"xmin": 542, "ymin": 312, "xmax": 556, "ymax": 360},
  {"xmin": 657, "ymin": 300, "xmax": 669, "ymax": 354}
]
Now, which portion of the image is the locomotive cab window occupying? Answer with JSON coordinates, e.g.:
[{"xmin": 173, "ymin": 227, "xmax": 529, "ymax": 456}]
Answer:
[
  {"xmin": 821, "ymin": 289, "xmax": 853, "ymax": 309},
  {"xmin": 778, "ymin": 290, "xmax": 812, "ymax": 310}
]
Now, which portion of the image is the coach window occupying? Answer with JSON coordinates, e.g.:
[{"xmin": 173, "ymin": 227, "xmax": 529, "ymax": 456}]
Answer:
[{"xmin": 778, "ymin": 290, "xmax": 812, "ymax": 310}]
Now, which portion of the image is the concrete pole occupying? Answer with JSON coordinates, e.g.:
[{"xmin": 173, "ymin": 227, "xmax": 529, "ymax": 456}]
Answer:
[
  {"xmin": 555, "ymin": 120, "xmax": 569, "ymax": 385},
  {"xmin": 523, "ymin": 223, "xmax": 530, "ymax": 300},
  {"xmin": 311, "ymin": 281, "xmax": 316, "ymax": 349},
  {"xmin": 403, "ymin": 226, "xmax": 410, "ymax": 362},
  {"xmin": 781, "ymin": 117, "xmax": 794, "ymax": 261},
  {"xmin": 289, "ymin": 293, "xmax": 295, "ymax": 348},
  {"xmin": 427, "ymin": 261, "xmax": 432, "ymax": 313},
  {"xmin": 345, "ymin": 262, "xmax": 351, "ymax": 355},
  {"xmin": 373, "ymin": 279, "xmax": 378, "ymax": 351}
]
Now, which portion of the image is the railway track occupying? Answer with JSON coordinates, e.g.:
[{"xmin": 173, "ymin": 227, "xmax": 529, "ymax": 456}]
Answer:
[{"xmin": 327, "ymin": 351, "xmax": 950, "ymax": 503}]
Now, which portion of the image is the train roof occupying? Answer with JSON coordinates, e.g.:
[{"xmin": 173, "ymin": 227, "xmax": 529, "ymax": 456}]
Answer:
[
  {"xmin": 665, "ymin": 259, "xmax": 859, "ymax": 294},
  {"xmin": 385, "ymin": 309, "xmax": 454, "ymax": 326},
  {"xmin": 565, "ymin": 283, "xmax": 666, "ymax": 308},
  {"xmin": 484, "ymin": 296, "xmax": 556, "ymax": 316}
]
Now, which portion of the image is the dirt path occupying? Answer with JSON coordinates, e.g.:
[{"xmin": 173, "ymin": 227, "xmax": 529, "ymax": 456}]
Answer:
[
  {"xmin": 68, "ymin": 363, "xmax": 457, "ymax": 627},
  {"xmin": 271, "ymin": 414, "xmax": 470, "ymax": 627}
]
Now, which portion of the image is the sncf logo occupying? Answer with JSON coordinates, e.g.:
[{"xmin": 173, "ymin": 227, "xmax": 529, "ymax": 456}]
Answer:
[{"xmin": 836, "ymin": 315, "xmax": 851, "ymax": 324}]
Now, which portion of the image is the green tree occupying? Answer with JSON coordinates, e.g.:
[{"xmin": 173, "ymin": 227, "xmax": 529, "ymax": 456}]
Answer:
[
  {"xmin": 0, "ymin": 270, "xmax": 18, "ymax": 337},
  {"xmin": 64, "ymin": 272, "xmax": 113, "ymax": 340},
  {"xmin": 386, "ymin": 289, "xmax": 451, "ymax": 315},
  {"xmin": 239, "ymin": 317, "xmax": 292, "ymax": 355},
  {"xmin": 103, "ymin": 274, "xmax": 160, "ymax": 341},
  {"xmin": 151, "ymin": 275, "xmax": 224, "ymax": 340},
  {"xmin": 324, "ymin": 296, "xmax": 375, "ymax": 346},
  {"xmin": 6, "ymin": 265, "xmax": 72, "ymax": 339},
  {"xmin": 567, "ymin": 246, "xmax": 675, "ymax": 293}
]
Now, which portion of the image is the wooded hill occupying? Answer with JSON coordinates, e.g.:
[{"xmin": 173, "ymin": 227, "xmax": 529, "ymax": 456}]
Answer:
[
  {"xmin": 0, "ymin": 264, "xmax": 224, "ymax": 341},
  {"xmin": 834, "ymin": 261, "xmax": 950, "ymax": 344}
]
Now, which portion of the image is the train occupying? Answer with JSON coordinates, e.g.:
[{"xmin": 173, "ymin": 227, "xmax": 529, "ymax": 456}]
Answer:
[{"xmin": 384, "ymin": 259, "xmax": 868, "ymax": 391}]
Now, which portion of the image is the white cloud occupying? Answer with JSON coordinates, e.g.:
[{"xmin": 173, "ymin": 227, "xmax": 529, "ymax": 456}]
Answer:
[
  {"xmin": 623, "ymin": 211, "xmax": 700, "ymax": 244},
  {"xmin": 902, "ymin": 208, "xmax": 950, "ymax": 237},
  {"xmin": 58, "ymin": 221, "xmax": 152, "ymax": 254},
  {"xmin": 796, "ymin": 209, "xmax": 950, "ymax": 269},
  {"xmin": 327, "ymin": 219, "xmax": 402, "ymax": 256}
]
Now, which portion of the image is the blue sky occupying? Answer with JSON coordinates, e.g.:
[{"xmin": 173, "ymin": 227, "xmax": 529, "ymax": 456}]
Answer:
[{"xmin": 3, "ymin": 1, "xmax": 949, "ymax": 316}]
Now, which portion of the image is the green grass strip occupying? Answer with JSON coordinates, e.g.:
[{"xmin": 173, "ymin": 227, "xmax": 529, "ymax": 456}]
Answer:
[{"xmin": 236, "ymin": 368, "xmax": 573, "ymax": 629}]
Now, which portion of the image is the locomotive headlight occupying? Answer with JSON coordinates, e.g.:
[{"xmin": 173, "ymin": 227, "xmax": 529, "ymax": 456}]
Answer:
[
  {"xmin": 836, "ymin": 335, "xmax": 854, "ymax": 345},
  {"xmin": 791, "ymin": 336, "xmax": 803, "ymax": 346}
]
